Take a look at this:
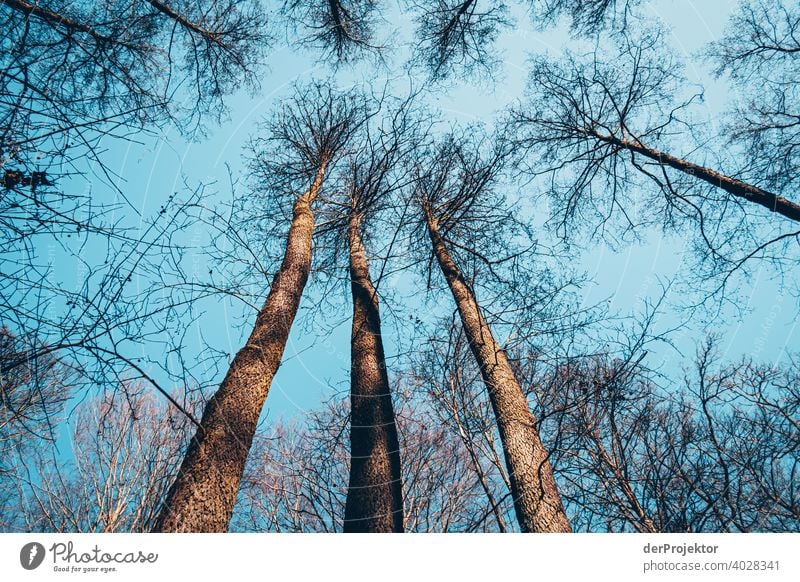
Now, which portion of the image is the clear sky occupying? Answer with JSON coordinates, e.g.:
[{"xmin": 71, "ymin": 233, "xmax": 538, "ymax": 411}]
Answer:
[{"xmin": 42, "ymin": 0, "xmax": 798, "ymax": 431}]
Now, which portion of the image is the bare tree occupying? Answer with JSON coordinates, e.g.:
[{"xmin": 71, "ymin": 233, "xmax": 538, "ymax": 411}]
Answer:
[
  {"xmin": 303, "ymin": 95, "xmax": 428, "ymax": 531},
  {"xmin": 410, "ymin": 321, "xmax": 516, "ymax": 531},
  {"xmin": 408, "ymin": 131, "xmax": 571, "ymax": 532},
  {"xmin": 281, "ymin": 0, "xmax": 384, "ymax": 65},
  {"xmin": 1, "ymin": 384, "xmax": 197, "ymax": 532},
  {"xmin": 0, "ymin": 327, "xmax": 73, "ymax": 472},
  {"xmin": 407, "ymin": 0, "xmax": 511, "ymax": 81},
  {"xmin": 528, "ymin": 0, "xmax": 641, "ymax": 34},
  {"xmin": 1, "ymin": 0, "xmax": 271, "ymax": 468},
  {"xmin": 707, "ymin": 0, "xmax": 800, "ymax": 205},
  {"xmin": 407, "ymin": 256, "xmax": 602, "ymax": 534},
  {"xmin": 533, "ymin": 350, "xmax": 662, "ymax": 532},
  {"xmin": 1, "ymin": 183, "xmax": 212, "ymax": 451},
  {"xmin": 397, "ymin": 380, "xmax": 501, "ymax": 532},
  {"xmin": 510, "ymin": 29, "xmax": 800, "ymax": 292},
  {"xmin": 232, "ymin": 400, "xmax": 349, "ymax": 533},
  {"xmin": 1, "ymin": 0, "xmax": 268, "ymax": 177},
  {"xmin": 531, "ymin": 336, "xmax": 800, "ymax": 532},
  {"xmin": 153, "ymin": 83, "xmax": 367, "ymax": 532},
  {"xmin": 340, "ymin": 136, "xmax": 406, "ymax": 532}
]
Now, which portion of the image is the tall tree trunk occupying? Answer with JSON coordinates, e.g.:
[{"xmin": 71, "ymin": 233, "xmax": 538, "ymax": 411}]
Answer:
[
  {"xmin": 425, "ymin": 212, "xmax": 571, "ymax": 533},
  {"xmin": 153, "ymin": 164, "xmax": 327, "ymax": 532},
  {"xmin": 343, "ymin": 213, "xmax": 404, "ymax": 533},
  {"xmin": 590, "ymin": 130, "xmax": 800, "ymax": 223}
]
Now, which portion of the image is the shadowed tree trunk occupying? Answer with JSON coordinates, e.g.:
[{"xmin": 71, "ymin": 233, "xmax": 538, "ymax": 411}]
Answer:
[
  {"xmin": 588, "ymin": 130, "xmax": 800, "ymax": 223},
  {"xmin": 424, "ymin": 210, "xmax": 571, "ymax": 533},
  {"xmin": 343, "ymin": 212, "xmax": 404, "ymax": 532},
  {"xmin": 153, "ymin": 163, "xmax": 327, "ymax": 532}
]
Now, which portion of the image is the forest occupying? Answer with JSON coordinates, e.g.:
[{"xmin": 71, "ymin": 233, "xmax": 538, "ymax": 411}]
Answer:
[{"xmin": 1, "ymin": 0, "xmax": 798, "ymax": 533}]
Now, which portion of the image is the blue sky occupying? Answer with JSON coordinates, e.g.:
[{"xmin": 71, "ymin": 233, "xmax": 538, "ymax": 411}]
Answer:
[{"xmin": 42, "ymin": 0, "xmax": 798, "ymax": 430}]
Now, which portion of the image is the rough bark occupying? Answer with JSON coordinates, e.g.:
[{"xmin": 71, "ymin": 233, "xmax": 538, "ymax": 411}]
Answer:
[
  {"xmin": 152, "ymin": 164, "xmax": 327, "ymax": 532},
  {"xmin": 425, "ymin": 212, "xmax": 571, "ymax": 533},
  {"xmin": 343, "ymin": 213, "xmax": 404, "ymax": 533},
  {"xmin": 592, "ymin": 130, "xmax": 800, "ymax": 223}
]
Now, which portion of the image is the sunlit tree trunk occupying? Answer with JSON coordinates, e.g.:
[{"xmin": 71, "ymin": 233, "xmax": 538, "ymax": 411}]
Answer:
[
  {"xmin": 153, "ymin": 163, "xmax": 327, "ymax": 532},
  {"xmin": 425, "ymin": 211, "xmax": 571, "ymax": 533},
  {"xmin": 343, "ymin": 213, "xmax": 404, "ymax": 533}
]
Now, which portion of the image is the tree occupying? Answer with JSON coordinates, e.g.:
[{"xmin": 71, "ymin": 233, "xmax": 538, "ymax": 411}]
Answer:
[
  {"xmin": 232, "ymin": 400, "xmax": 349, "ymax": 533},
  {"xmin": 1, "ymin": 0, "xmax": 270, "ymax": 462},
  {"xmin": 707, "ymin": 0, "xmax": 800, "ymax": 206},
  {"xmin": 1, "ymin": 384, "xmax": 198, "ymax": 532},
  {"xmin": 1, "ymin": 0, "xmax": 268, "ymax": 174},
  {"xmin": 0, "ymin": 327, "xmax": 73, "ymax": 470},
  {"xmin": 529, "ymin": 0, "xmax": 641, "ymax": 34},
  {"xmin": 407, "ymin": 0, "xmax": 511, "ymax": 81},
  {"xmin": 396, "ymin": 376, "xmax": 504, "ymax": 532},
  {"xmin": 1, "ymin": 183, "xmax": 208, "ymax": 446},
  {"xmin": 532, "ymin": 338, "xmax": 800, "ymax": 532},
  {"xmin": 153, "ymin": 83, "xmax": 367, "ymax": 532},
  {"xmin": 410, "ymin": 321, "xmax": 517, "ymax": 531},
  {"xmin": 408, "ymin": 131, "xmax": 571, "ymax": 532},
  {"xmin": 281, "ymin": 0, "xmax": 384, "ymax": 65},
  {"xmin": 510, "ymin": 28, "xmax": 800, "ymax": 292},
  {"xmin": 533, "ymin": 350, "xmax": 662, "ymax": 532},
  {"xmin": 306, "ymin": 94, "xmax": 426, "ymax": 531},
  {"xmin": 339, "ymin": 123, "xmax": 409, "ymax": 533}
]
